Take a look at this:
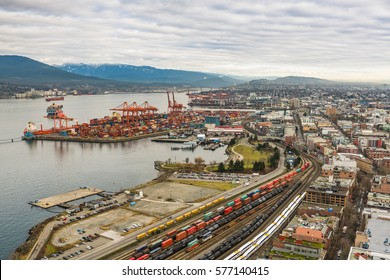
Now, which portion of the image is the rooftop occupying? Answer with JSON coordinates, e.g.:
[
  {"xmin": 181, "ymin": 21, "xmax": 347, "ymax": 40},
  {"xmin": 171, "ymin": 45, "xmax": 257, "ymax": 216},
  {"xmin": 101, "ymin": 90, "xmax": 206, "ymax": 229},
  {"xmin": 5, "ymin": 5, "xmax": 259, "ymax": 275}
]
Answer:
[{"xmin": 361, "ymin": 208, "xmax": 390, "ymax": 254}]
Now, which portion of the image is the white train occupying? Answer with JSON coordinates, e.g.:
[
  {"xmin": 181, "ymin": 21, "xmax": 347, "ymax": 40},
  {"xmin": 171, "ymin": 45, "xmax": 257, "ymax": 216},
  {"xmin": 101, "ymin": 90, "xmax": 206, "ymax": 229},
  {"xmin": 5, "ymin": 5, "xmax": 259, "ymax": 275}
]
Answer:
[{"xmin": 225, "ymin": 192, "xmax": 306, "ymax": 260}]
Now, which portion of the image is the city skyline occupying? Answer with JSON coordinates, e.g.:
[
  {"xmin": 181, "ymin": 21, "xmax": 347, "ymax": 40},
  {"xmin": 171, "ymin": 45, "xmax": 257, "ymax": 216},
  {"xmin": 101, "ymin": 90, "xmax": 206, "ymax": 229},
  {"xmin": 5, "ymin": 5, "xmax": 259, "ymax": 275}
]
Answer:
[{"xmin": 1, "ymin": 0, "xmax": 390, "ymax": 82}]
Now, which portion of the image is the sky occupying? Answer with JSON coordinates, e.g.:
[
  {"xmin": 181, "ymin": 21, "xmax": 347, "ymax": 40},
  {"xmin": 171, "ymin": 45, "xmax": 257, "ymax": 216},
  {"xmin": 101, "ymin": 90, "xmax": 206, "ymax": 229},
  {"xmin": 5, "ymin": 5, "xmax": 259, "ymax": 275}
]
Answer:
[{"xmin": 1, "ymin": 0, "xmax": 390, "ymax": 82}]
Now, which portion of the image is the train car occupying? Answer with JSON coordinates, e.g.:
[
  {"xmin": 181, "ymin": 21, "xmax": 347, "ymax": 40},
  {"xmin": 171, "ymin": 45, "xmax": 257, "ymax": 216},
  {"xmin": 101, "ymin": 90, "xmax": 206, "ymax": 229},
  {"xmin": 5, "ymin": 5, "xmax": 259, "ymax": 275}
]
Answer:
[
  {"xmin": 149, "ymin": 239, "xmax": 163, "ymax": 250},
  {"xmin": 226, "ymin": 201, "xmax": 235, "ymax": 207},
  {"xmin": 136, "ymin": 233, "xmax": 147, "ymax": 241},
  {"xmin": 176, "ymin": 231, "xmax": 187, "ymax": 241},
  {"xmin": 234, "ymin": 198, "xmax": 241, "ymax": 204},
  {"xmin": 296, "ymin": 168, "xmax": 302, "ymax": 173},
  {"xmin": 241, "ymin": 194, "xmax": 248, "ymax": 201},
  {"xmin": 175, "ymin": 215, "xmax": 184, "ymax": 223},
  {"xmin": 129, "ymin": 257, "xmax": 136, "ymax": 260},
  {"xmin": 234, "ymin": 201, "xmax": 242, "ymax": 210},
  {"xmin": 186, "ymin": 239, "xmax": 200, "ymax": 252},
  {"xmin": 166, "ymin": 229, "xmax": 177, "ymax": 238},
  {"xmin": 147, "ymin": 227, "xmax": 158, "ymax": 235},
  {"xmin": 251, "ymin": 192, "xmax": 260, "ymax": 201},
  {"xmin": 205, "ymin": 202, "xmax": 213, "ymax": 208},
  {"xmin": 158, "ymin": 225, "xmax": 165, "ymax": 231},
  {"xmin": 165, "ymin": 220, "xmax": 175, "ymax": 227},
  {"xmin": 243, "ymin": 197, "xmax": 251, "ymax": 205},
  {"xmin": 183, "ymin": 212, "xmax": 192, "ymax": 219},
  {"xmin": 224, "ymin": 206, "xmax": 233, "ymax": 215},
  {"xmin": 180, "ymin": 225, "xmax": 191, "ymax": 232},
  {"xmin": 218, "ymin": 197, "xmax": 225, "ymax": 202},
  {"xmin": 217, "ymin": 206, "xmax": 225, "ymax": 215},
  {"xmin": 212, "ymin": 198, "xmax": 220, "ymax": 204},
  {"xmin": 150, "ymin": 247, "xmax": 161, "ymax": 256},
  {"xmin": 161, "ymin": 238, "xmax": 174, "ymax": 249},
  {"xmin": 191, "ymin": 209, "xmax": 199, "ymax": 215},
  {"xmin": 186, "ymin": 226, "xmax": 197, "ymax": 236},
  {"xmin": 135, "ymin": 243, "xmax": 148, "ymax": 253},
  {"xmin": 205, "ymin": 219, "xmax": 214, "ymax": 227},
  {"xmin": 204, "ymin": 212, "xmax": 213, "ymax": 221},
  {"xmin": 213, "ymin": 215, "xmax": 222, "ymax": 222},
  {"xmin": 198, "ymin": 205, "xmax": 206, "ymax": 212},
  {"xmin": 136, "ymin": 254, "xmax": 150, "ymax": 260},
  {"xmin": 196, "ymin": 221, "xmax": 206, "ymax": 231}
]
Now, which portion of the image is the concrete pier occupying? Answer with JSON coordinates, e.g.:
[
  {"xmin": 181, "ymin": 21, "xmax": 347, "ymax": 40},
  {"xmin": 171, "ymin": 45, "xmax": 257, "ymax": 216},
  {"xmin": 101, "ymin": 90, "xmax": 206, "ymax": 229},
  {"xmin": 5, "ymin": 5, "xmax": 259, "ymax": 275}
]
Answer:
[{"xmin": 30, "ymin": 188, "xmax": 103, "ymax": 209}]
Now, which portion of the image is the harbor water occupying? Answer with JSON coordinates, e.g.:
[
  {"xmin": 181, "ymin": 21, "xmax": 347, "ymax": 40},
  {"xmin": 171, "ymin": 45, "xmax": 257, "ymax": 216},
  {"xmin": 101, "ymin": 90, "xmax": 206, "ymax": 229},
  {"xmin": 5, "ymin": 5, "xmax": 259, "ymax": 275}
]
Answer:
[{"xmin": 0, "ymin": 92, "xmax": 228, "ymax": 259}]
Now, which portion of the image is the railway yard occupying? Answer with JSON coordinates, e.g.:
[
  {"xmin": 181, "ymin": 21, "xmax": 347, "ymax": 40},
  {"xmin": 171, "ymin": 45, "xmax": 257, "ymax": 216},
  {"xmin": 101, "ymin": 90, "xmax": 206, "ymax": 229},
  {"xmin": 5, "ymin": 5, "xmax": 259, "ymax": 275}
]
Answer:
[{"xmin": 39, "ymin": 150, "xmax": 320, "ymax": 261}]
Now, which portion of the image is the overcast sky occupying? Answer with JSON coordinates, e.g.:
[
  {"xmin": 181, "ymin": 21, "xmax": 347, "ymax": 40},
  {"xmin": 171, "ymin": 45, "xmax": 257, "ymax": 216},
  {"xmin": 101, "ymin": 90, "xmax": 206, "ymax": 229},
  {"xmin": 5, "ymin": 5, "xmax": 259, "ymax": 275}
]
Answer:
[{"xmin": 1, "ymin": 0, "xmax": 390, "ymax": 82}]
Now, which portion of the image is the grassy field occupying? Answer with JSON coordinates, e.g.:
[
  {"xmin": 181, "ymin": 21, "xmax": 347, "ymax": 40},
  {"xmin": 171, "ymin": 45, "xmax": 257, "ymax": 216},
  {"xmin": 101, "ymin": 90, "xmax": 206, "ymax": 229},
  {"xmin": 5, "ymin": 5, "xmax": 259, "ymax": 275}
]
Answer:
[
  {"xmin": 233, "ymin": 144, "xmax": 271, "ymax": 168},
  {"xmin": 172, "ymin": 179, "xmax": 234, "ymax": 191}
]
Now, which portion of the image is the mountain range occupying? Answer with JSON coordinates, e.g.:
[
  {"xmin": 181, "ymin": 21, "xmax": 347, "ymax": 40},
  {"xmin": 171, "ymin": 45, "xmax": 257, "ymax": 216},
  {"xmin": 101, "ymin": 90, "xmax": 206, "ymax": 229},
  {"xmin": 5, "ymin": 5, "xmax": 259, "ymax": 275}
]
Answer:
[
  {"xmin": 0, "ymin": 55, "xmax": 347, "ymax": 94},
  {"xmin": 57, "ymin": 63, "xmax": 241, "ymax": 87}
]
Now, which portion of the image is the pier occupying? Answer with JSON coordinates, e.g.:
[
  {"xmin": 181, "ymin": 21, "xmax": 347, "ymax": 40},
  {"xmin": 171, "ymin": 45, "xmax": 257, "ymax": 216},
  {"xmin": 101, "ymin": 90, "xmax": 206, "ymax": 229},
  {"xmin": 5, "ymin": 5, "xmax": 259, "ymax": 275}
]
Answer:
[{"xmin": 30, "ymin": 187, "xmax": 103, "ymax": 209}]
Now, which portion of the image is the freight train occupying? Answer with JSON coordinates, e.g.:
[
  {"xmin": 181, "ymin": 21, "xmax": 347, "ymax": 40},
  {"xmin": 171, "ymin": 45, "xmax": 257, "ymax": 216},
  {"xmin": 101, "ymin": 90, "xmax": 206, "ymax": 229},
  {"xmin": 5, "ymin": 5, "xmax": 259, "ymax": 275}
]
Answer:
[{"xmin": 130, "ymin": 162, "xmax": 310, "ymax": 260}]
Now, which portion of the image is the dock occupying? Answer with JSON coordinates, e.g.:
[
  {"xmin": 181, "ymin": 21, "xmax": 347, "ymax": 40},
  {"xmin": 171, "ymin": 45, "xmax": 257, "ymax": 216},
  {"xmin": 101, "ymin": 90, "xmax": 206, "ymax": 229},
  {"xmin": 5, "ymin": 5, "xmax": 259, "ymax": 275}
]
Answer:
[
  {"xmin": 30, "ymin": 187, "xmax": 103, "ymax": 209},
  {"xmin": 22, "ymin": 131, "xmax": 167, "ymax": 143}
]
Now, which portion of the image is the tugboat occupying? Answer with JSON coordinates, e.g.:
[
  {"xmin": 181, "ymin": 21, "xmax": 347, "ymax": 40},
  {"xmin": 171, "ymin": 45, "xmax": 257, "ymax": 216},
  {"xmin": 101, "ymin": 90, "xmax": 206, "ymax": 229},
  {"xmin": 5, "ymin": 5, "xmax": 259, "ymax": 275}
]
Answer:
[{"xmin": 46, "ymin": 103, "xmax": 64, "ymax": 118}]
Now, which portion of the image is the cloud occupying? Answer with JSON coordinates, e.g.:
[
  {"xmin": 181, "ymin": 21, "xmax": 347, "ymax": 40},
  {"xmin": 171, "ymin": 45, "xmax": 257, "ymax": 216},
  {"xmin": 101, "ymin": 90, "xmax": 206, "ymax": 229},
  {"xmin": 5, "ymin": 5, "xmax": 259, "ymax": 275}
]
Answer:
[{"xmin": 1, "ymin": 0, "xmax": 390, "ymax": 81}]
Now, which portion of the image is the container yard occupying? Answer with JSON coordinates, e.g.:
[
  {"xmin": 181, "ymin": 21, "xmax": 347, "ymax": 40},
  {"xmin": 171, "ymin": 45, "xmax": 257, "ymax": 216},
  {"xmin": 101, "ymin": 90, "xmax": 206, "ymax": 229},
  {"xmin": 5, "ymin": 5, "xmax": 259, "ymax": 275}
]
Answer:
[{"xmin": 22, "ymin": 92, "xmax": 251, "ymax": 143}]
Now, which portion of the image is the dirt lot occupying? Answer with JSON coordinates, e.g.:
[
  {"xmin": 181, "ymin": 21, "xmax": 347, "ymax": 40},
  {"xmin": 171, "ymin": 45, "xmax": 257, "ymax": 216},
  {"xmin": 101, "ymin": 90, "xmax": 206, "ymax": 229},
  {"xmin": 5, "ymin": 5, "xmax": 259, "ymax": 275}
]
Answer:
[
  {"xmin": 141, "ymin": 181, "xmax": 221, "ymax": 203},
  {"xmin": 51, "ymin": 208, "xmax": 155, "ymax": 247},
  {"xmin": 128, "ymin": 200, "xmax": 189, "ymax": 218}
]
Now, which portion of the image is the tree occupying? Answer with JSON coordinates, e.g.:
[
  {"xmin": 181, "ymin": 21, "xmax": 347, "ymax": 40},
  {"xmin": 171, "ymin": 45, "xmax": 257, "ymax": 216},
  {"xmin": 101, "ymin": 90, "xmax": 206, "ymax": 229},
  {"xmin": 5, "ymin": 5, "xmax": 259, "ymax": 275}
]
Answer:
[
  {"xmin": 258, "ymin": 161, "xmax": 265, "ymax": 171},
  {"xmin": 194, "ymin": 157, "xmax": 205, "ymax": 165},
  {"xmin": 229, "ymin": 138, "xmax": 236, "ymax": 146},
  {"xmin": 218, "ymin": 162, "xmax": 226, "ymax": 172},
  {"xmin": 228, "ymin": 159, "xmax": 234, "ymax": 172}
]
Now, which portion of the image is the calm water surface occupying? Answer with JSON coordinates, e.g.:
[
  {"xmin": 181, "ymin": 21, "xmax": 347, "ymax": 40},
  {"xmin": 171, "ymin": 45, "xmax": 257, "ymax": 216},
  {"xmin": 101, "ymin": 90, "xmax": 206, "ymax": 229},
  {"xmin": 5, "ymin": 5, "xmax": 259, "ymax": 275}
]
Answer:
[{"xmin": 0, "ymin": 92, "xmax": 227, "ymax": 259}]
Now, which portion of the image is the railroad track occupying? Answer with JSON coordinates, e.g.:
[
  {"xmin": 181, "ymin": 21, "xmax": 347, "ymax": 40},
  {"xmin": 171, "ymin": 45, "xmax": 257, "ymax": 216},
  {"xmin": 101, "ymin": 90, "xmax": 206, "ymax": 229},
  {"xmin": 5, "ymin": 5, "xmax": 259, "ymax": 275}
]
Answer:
[
  {"xmin": 218, "ymin": 153, "xmax": 321, "ymax": 260},
  {"xmin": 113, "ymin": 154, "xmax": 315, "ymax": 261}
]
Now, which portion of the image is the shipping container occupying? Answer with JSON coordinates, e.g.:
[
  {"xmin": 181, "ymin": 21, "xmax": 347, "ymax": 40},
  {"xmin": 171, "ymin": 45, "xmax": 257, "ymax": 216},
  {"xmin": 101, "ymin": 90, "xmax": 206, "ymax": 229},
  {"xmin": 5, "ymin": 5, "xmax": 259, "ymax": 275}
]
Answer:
[
  {"xmin": 180, "ymin": 225, "xmax": 191, "ymax": 232},
  {"xmin": 176, "ymin": 231, "xmax": 187, "ymax": 241},
  {"xmin": 186, "ymin": 226, "xmax": 197, "ymax": 236},
  {"xmin": 217, "ymin": 206, "xmax": 225, "ymax": 214},
  {"xmin": 243, "ymin": 197, "xmax": 251, "ymax": 205},
  {"xmin": 149, "ymin": 239, "xmax": 163, "ymax": 250},
  {"xmin": 186, "ymin": 239, "xmax": 200, "ymax": 252},
  {"xmin": 226, "ymin": 201, "xmax": 235, "ymax": 207},
  {"xmin": 204, "ymin": 212, "xmax": 213, "ymax": 221},
  {"xmin": 136, "ymin": 254, "xmax": 149, "ymax": 260},
  {"xmin": 213, "ymin": 215, "xmax": 222, "ymax": 222},
  {"xmin": 251, "ymin": 193, "xmax": 260, "ymax": 201},
  {"xmin": 135, "ymin": 244, "xmax": 148, "ymax": 253},
  {"xmin": 166, "ymin": 230, "xmax": 177, "ymax": 238},
  {"xmin": 224, "ymin": 206, "xmax": 233, "ymax": 215},
  {"xmin": 161, "ymin": 238, "xmax": 174, "ymax": 249},
  {"xmin": 234, "ymin": 201, "xmax": 242, "ymax": 210},
  {"xmin": 196, "ymin": 221, "xmax": 206, "ymax": 231}
]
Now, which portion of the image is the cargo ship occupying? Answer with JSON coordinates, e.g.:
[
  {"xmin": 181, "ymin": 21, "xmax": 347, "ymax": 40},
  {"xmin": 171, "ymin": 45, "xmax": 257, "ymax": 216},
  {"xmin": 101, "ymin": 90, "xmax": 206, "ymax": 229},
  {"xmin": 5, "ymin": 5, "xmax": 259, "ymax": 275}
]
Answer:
[
  {"xmin": 45, "ymin": 96, "xmax": 64, "ymax": 102},
  {"xmin": 46, "ymin": 103, "xmax": 64, "ymax": 118}
]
